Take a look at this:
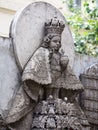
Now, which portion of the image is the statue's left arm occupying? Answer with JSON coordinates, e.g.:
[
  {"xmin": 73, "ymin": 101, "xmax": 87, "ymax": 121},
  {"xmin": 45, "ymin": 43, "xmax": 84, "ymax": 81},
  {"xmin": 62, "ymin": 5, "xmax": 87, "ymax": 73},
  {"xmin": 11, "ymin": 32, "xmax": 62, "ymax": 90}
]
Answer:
[{"xmin": 60, "ymin": 53, "xmax": 69, "ymax": 72}]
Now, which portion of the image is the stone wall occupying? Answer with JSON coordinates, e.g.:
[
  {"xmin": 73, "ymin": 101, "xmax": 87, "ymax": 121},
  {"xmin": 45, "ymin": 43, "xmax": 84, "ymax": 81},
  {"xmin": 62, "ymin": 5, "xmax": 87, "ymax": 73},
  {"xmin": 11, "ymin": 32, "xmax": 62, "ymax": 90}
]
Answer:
[
  {"xmin": 80, "ymin": 64, "xmax": 98, "ymax": 130},
  {"xmin": 0, "ymin": 36, "xmax": 98, "ymax": 130},
  {"xmin": 0, "ymin": 36, "xmax": 20, "ymax": 115},
  {"xmin": 73, "ymin": 53, "xmax": 98, "ymax": 78}
]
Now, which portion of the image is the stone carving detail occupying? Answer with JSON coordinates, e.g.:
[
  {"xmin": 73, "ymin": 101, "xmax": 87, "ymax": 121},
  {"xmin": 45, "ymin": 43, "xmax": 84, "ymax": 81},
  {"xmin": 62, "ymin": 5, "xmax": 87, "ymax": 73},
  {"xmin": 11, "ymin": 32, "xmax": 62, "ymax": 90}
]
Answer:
[
  {"xmin": 84, "ymin": 63, "xmax": 98, "ymax": 76},
  {"xmin": 22, "ymin": 17, "xmax": 84, "ymax": 97},
  {"xmin": 31, "ymin": 96, "xmax": 85, "ymax": 130},
  {"xmin": 1, "ymin": 3, "xmax": 90, "ymax": 129}
]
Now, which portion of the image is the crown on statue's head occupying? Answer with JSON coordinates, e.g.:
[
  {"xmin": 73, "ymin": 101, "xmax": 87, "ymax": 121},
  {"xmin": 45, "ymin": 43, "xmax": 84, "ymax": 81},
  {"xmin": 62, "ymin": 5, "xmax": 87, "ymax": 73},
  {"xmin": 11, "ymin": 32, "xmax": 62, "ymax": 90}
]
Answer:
[{"xmin": 45, "ymin": 17, "xmax": 65, "ymax": 36}]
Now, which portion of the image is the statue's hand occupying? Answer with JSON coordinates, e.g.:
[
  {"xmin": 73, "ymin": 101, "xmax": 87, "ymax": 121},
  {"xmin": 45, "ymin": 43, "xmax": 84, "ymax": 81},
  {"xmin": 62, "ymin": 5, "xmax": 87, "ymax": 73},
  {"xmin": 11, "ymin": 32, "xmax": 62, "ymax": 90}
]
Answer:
[{"xmin": 60, "ymin": 55, "xmax": 69, "ymax": 70}]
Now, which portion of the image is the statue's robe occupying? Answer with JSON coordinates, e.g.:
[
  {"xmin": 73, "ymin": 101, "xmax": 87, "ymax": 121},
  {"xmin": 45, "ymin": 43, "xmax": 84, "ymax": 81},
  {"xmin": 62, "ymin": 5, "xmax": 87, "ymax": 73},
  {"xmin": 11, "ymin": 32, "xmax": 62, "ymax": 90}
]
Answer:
[
  {"xmin": 3, "ymin": 47, "xmax": 83, "ymax": 124},
  {"xmin": 22, "ymin": 47, "xmax": 83, "ymax": 99},
  {"xmin": 23, "ymin": 47, "xmax": 83, "ymax": 88}
]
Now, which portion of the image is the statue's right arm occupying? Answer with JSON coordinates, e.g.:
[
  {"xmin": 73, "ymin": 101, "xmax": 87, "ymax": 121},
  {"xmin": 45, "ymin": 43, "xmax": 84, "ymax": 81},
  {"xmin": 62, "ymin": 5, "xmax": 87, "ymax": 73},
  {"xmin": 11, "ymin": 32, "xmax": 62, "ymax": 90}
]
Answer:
[{"xmin": 23, "ymin": 80, "xmax": 42, "ymax": 102}]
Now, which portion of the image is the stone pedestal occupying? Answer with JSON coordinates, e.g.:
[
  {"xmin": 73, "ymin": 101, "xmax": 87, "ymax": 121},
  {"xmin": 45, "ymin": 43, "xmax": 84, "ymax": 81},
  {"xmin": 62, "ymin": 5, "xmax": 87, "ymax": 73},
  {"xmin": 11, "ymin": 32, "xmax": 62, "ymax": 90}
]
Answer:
[{"xmin": 31, "ymin": 96, "xmax": 90, "ymax": 130}]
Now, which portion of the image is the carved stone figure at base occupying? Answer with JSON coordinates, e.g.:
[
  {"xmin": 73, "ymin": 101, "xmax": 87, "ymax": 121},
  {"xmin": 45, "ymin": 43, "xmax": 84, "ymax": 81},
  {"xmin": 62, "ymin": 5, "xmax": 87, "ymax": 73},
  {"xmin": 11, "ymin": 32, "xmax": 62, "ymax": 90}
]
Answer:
[
  {"xmin": 3, "ymin": 17, "xmax": 89, "ymax": 130},
  {"xmin": 31, "ymin": 95, "xmax": 89, "ymax": 130}
]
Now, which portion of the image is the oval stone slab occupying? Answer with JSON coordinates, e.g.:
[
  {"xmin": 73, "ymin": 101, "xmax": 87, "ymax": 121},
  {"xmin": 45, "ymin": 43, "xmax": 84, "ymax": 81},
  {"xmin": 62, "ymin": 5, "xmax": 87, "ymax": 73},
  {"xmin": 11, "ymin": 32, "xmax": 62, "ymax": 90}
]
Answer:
[{"xmin": 10, "ymin": 2, "xmax": 74, "ymax": 70}]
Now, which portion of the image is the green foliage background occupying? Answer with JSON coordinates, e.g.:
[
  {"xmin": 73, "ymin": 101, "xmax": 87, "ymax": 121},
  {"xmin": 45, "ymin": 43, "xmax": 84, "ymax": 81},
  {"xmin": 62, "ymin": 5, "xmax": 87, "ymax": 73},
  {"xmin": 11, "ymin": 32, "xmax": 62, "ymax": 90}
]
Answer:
[{"xmin": 63, "ymin": 0, "xmax": 98, "ymax": 56}]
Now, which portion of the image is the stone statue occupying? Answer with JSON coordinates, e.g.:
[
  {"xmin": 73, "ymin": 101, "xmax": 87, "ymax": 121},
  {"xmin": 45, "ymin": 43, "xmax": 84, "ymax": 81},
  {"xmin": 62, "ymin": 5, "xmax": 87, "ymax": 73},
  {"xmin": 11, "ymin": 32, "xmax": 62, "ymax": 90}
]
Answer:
[
  {"xmin": 22, "ymin": 17, "xmax": 83, "ymax": 101},
  {"xmin": 3, "ymin": 17, "xmax": 87, "ymax": 130}
]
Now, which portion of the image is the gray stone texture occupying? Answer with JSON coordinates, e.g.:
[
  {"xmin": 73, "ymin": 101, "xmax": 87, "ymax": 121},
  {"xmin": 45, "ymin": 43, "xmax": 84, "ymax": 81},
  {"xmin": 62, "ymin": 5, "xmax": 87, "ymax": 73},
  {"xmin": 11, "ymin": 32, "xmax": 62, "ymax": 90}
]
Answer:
[
  {"xmin": 0, "ymin": 2, "xmax": 97, "ymax": 130},
  {"xmin": 31, "ymin": 96, "xmax": 90, "ymax": 130},
  {"xmin": 73, "ymin": 53, "xmax": 98, "ymax": 78},
  {"xmin": 0, "ymin": 36, "xmax": 98, "ymax": 116},
  {"xmin": 0, "ymin": 36, "xmax": 20, "ymax": 117},
  {"xmin": 80, "ymin": 63, "xmax": 98, "ymax": 130}
]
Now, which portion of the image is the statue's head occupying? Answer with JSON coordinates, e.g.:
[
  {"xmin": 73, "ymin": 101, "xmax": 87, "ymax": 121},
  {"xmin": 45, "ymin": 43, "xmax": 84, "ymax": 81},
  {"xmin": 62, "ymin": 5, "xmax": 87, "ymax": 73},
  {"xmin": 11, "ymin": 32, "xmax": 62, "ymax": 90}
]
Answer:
[{"xmin": 41, "ymin": 17, "xmax": 65, "ymax": 51}]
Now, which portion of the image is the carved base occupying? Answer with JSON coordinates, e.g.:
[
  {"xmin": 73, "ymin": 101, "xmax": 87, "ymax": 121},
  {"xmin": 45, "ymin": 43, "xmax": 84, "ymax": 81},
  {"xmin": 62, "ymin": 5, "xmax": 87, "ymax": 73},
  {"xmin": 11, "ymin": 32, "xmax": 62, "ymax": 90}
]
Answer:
[{"xmin": 31, "ymin": 96, "xmax": 90, "ymax": 130}]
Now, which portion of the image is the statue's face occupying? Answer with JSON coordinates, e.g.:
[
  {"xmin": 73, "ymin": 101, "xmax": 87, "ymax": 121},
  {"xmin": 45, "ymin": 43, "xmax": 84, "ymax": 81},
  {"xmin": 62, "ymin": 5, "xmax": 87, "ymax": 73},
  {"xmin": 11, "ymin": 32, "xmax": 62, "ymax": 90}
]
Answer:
[{"xmin": 50, "ymin": 36, "xmax": 61, "ymax": 51}]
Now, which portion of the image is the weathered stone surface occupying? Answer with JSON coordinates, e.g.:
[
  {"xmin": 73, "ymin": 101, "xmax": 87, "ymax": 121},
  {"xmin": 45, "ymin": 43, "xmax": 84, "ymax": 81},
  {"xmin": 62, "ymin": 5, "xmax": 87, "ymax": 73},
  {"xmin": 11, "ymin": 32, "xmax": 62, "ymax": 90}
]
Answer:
[
  {"xmin": 0, "ymin": 2, "xmax": 92, "ymax": 130},
  {"xmin": 10, "ymin": 1, "xmax": 74, "ymax": 70},
  {"xmin": 80, "ymin": 64, "xmax": 98, "ymax": 126},
  {"xmin": 31, "ymin": 96, "xmax": 90, "ymax": 130},
  {"xmin": 6, "ymin": 6, "xmax": 86, "ymax": 129},
  {"xmin": 5, "ymin": 15, "xmax": 84, "ymax": 127},
  {"xmin": 83, "ymin": 63, "xmax": 98, "ymax": 76},
  {"xmin": 0, "ymin": 36, "xmax": 20, "ymax": 117},
  {"xmin": 0, "ymin": 115, "xmax": 7, "ymax": 130},
  {"xmin": 73, "ymin": 53, "xmax": 98, "ymax": 78},
  {"xmin": 8, "ymin": 111, "xmax": 33, "ymax": 130}
]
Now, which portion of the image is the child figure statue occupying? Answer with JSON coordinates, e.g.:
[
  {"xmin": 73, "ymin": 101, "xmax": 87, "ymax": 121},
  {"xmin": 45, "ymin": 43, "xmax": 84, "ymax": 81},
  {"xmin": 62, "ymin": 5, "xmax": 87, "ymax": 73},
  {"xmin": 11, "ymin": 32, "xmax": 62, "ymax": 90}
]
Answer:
[{"xmin": 4, "ymin": 17, "xmax": 84, "ymax": 130}]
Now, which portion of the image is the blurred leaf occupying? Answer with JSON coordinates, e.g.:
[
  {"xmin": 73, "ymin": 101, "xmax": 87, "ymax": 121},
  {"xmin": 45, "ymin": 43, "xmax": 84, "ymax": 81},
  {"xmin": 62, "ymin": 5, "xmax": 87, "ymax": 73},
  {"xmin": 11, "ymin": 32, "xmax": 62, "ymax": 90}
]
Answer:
[{"xmin": 63, "ymin": 0, "xmax": 98, "ymax": 56}]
